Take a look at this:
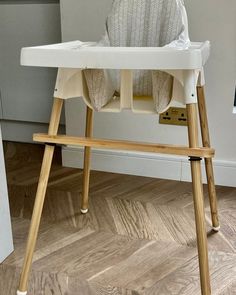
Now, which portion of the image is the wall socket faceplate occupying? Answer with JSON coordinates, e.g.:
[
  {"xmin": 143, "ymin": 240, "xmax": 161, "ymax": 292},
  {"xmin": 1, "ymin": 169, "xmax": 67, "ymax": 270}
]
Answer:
[{"xmin": 159, "ymin": 107, "xmax": 188, "ymax": 126}]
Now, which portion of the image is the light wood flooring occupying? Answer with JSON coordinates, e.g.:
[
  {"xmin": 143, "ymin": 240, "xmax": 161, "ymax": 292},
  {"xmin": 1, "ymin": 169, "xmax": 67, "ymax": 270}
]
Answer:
[{"xmin": 1, "ymin": 142, "xmax": 236, "ymax": 295}]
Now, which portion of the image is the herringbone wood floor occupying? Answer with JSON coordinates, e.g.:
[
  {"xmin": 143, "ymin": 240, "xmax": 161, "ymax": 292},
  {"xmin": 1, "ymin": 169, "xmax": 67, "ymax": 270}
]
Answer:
[{"xmin": 1, "ymin": 142, "xmax": 236, "ymax": 295}]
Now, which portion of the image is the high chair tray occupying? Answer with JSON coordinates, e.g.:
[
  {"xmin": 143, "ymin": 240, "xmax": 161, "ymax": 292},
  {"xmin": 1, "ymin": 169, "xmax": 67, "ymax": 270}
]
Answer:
[{"xmin": 21, "ymin": 41, "xmax": 210, "ymax": 70}]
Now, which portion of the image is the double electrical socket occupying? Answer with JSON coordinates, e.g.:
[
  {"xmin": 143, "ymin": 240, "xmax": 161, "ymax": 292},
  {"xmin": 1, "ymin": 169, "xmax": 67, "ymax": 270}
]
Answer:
[{"xmin": 159, "ymin": 107, "xmax": 188, "ymax": 126}]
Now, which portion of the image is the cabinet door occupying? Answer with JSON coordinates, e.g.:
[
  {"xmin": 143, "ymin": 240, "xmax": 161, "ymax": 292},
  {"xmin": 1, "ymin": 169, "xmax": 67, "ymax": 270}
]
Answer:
[
  {"xmin": 0, "ymin": 127, "xmax": 13, "ymax": 262},
  {"xmin": 0, "ymin": 3, "xmax": 61, "ymax": 123},
  {"xmin": 0, "ymin": 89, "xmax": 3, "ymax": 119}
]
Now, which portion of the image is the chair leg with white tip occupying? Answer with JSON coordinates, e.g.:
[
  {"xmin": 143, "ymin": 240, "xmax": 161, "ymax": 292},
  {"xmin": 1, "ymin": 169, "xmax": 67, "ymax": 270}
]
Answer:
[
  {"xmin": 197, "ymin": 86, "xmax": 220, "ymax": 231},
  {"xmin": 17, "ymin": 98, "xmax": 63, "ymax": 294},
  {"xmin": 81, "ymin": 107, "xmax": 94, "ymax": 214},
  {"xmin": 187, "ymin": 103, "xmax": 211, "ymax": 295}
]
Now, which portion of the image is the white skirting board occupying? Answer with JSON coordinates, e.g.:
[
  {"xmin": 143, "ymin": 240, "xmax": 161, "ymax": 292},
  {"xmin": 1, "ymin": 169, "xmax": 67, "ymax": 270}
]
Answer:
[{"xmin": 62, "ymin": 146, "xmax": 236, "ymax": 188}]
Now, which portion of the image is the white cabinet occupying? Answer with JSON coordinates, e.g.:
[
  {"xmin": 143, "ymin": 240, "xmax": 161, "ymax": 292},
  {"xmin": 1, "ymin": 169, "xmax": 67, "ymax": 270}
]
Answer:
[
  {"xmin": 0, "ymin": 2, "xmax": 61, "ymax": 141},
  {"xmin": 0, "ymin": 90, "xmax": 3, "ymax": 119},
  {"xmin": 0, "ymin": 126, "xmax": 13, "ymax": 262}
]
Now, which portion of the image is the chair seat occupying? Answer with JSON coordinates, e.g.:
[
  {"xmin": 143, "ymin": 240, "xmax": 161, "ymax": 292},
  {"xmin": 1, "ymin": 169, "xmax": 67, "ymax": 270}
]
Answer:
[{"xmin": 21, "ymin": 41, "xmax": 210, "ymax": 70}]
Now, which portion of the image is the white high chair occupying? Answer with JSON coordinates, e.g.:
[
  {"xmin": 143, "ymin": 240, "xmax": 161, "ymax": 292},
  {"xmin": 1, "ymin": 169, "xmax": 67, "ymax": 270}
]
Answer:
[{"xmin": 17, "ymin": 3, "xmax": 219, "ymax": 295}]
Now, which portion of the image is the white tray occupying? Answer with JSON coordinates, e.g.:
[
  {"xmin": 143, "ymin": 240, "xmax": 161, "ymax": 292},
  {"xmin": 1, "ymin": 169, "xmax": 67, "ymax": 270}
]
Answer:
[{"xmin": 21, "ymin": 41, "xmax": 210, "ymax": 70}]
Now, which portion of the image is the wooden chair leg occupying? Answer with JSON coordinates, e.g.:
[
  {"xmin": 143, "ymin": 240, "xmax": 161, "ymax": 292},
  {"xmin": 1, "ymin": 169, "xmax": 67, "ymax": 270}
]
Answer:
[
  {"xmin": 187, "ymin": 103, "xmax": 211, "ymax": 295},
  {"xmin": 17, "ymin": 98, "xmax": 63, "ymax": 295},
  {"xmin": 197, "ymin": 86, "xmax": 220, "ymax": 231},
  {"xmin": 81, "ymin": 106, "xmax": 94, "ymax": 214}
]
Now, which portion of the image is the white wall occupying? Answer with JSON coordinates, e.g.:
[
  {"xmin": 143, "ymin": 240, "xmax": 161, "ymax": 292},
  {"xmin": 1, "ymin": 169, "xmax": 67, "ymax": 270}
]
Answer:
[
  {"xmin": 61, "ymin": 0, "xmax": 236, "ymax": 187},
  {"xmin": 185, "ymin": 0, "xmax": 236, "ymax": 161}
]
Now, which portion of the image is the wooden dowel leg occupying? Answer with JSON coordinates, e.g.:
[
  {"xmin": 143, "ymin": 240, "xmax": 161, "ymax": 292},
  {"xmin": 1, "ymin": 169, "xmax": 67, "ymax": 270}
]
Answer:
[
  {"xmin": 187, "ymin": 103, "xmax": 211, "ymax": 295},
  {"xmin": 204, "ymin": 159, "xmax": 219, "ymax": 230},
  {"xmin": 197, "ymin": 86, "xmax": 219, "ymax": 231},
  {"xmin": 17, "ymin": 98, "xmax": 63, "ymax": 294},
  {"xmin": 81, "ymin": 107, "xmax": 94, "ymax": 214}
]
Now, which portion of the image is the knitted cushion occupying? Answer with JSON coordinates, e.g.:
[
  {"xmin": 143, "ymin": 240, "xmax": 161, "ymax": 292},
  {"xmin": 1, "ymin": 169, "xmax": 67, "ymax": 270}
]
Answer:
[{"xmin": 84, "ymin": 0, "xmax": 189, "ymax": 112}]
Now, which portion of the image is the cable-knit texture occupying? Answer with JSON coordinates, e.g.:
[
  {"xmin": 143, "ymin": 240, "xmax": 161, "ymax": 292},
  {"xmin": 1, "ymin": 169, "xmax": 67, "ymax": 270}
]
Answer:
[{"xmin": 84, "ymin": 0, "xmax": 187, "ymax": 112}]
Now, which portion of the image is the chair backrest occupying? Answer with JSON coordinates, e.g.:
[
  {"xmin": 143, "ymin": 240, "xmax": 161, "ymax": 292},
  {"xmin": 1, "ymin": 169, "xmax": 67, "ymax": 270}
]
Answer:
[{"xmin": 106, "ymin": 0, "xmax": 185, "ymax": 47}]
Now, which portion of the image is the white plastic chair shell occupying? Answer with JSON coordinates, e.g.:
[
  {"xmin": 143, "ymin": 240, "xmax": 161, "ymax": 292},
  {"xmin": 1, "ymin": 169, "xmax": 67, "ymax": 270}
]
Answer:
[{"xmin": 20, "ymin": 41, "xmax": 210, "ymax": 114}]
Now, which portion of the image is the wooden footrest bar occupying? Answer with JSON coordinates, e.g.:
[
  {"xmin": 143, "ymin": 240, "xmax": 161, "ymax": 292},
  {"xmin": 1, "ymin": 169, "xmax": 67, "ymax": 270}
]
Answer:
[{"xmin": 34, "ymin": 133, "xmax": 215, "ymax": 158}]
